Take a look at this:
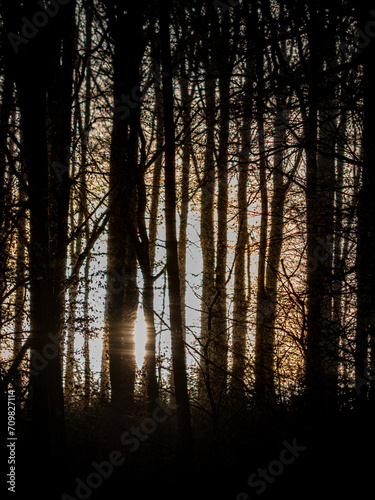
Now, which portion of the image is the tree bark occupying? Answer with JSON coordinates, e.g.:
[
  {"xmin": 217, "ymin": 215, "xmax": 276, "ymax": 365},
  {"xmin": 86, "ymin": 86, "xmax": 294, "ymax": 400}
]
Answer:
[
  {"xmin": 355, "ymin": 5, "xmax": 375, "ymax": 408},
  {"xmin": 103, "ymin": 2, "xmax": 144, "ymax": 408},
  {"xmin": 254, "ymin": 13, "xmax": 271, "ymax": 401},
  {"xmin": 13, "ymin": 181, "xmax": 26, "ymax": 395},
  {"xmin": 178, "ymin": 72, "xmax": 192, "ymax": 340},
  {"xmin": 316, "ymin": 12, "xmax": 337, "ymax": 400},
  {"xmin": 304, "ymin": 6, "xmax": 339, "ymax": 408},
  {"xmin": 137, "ymin": 145, "xmax": 159, "ymax": 407},
  {"xmin": 199, "ymin": 21, "xmax": 216, "ymax": 403},
  {"xmin": 149, "ymin": 77, "xmax": 164, "ymax": 270},
  {"xmin": 211, "ymin": 13, "xmax": 230, "ymax": 401},
  {"xmin": 0, "ymin": 72, "xmax": 13, "ymax": 334},
  {"xmin": 1, "ymin": 0, "xmax": 75, "ymax": 482},
  {"xmin": 160, "ymin": 0, "xmax": 194, "ymax": 460},
  {"xmin": 231, "ymin": 104, "xmax": 250, "ymax": 400}
]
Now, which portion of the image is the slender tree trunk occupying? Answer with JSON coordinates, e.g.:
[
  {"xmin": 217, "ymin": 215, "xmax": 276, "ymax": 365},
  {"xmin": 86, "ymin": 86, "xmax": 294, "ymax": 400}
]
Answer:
[
  {"xmin": 141, "ymin": 272, "xmax": 159, "ymax": 404},
  {"xmin": 137, "ymin": 148, "xmax": 159, "ymax": 406},
  {"xmin": 254, "ymin": 15, "xmax": 271, "ymax": 401},
  {"xmin": 304, "ymin": 8, "xmax": 322, "ymax": 404},
  {"xmin": 178, "ymin": 73, "xmax": 192, "ymax": 340},
  {"xmin": 199, "ymin": 32, "xmax": 216, "ymax": 402},
  {"xmin": 332, "ymin": 108, "xmax": 346, "ymax": 379},
  {"xmin": 13, "ymin": 182, "xmax": 26, "ymax": 394},
  {"xmin": 82, "ymin": 2, "xmax": 93, "ymax": 409},
  {"xmin": 160, "ymin": 0, "xmax": 194, "ymax": 460},
  {"xmin": 104, "ymin": 3, "xmax": 144, "ymax": 408},
  {"xmin": 255, "ymin": 68, "xmax": 294, "ymax": 406},
  {"xmin": 231, "ymin": 10, "xmax": 255, "ymax": 397},
  {"xmin": 304, "ymin": 6, "xmax": 339, "ymax": 408},
  {"xmin": 135, "ymin": 74, "xmax": 162, "ymax": 408},
  {"xmin": 65, "ymin": 113, "xmax": 82, "ymax": 402},
  {"xmin": 231, "ymin": 108, "xmax": 250, "ymax": 399},
  {"xmin": 0, "ymin": 73, "xmax": 13, "ymax": 333},
  {"xmin": 316, "ymin": 15, "xmax": 337, "ymax": 400},
  {"xmin": 232, "ymin": 7, "xmax": 253, "ymax": 402},
  {"xmin": 100, "ymin": 326, "xmax": 110, "ymax": 400},
  {"xmin": 63, "ymin": 0, "xmax": 92, "ymax": 405},
  {"xmin": 355, "ymin": 5, "xmax": 375, "ymax": 408},
  {"xmin": 149, "ymin": 70, "xmax": 164, "ymax": 270},
  {"xmin": 211, "ymin": 15, "xmax": 230, "ymax": 402},
  {"xmin": 83, "ymin": 254, "xmax": 91, "ymax": 405}
]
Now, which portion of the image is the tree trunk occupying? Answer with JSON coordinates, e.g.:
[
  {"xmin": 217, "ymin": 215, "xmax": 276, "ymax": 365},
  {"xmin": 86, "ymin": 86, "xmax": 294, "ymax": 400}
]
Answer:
[
  {"xmin": 100, "ymin": 326, "xmax": 110, "ymax": 400},
  {"xmin": 231, "ymin": 105, "xmax": 250, "ymax": 400},
  {"xmin": 332, "ymin": 106, "xmax": 346, "ymax": 383},
  {"xmin": 137, "ymin": 145, "xmax": 159, "ymax": 406},
  {"xmin": 0, "ymin": 72, "xmax": 13, "ymax": 333},
  {"xmin": 160, "ymin": 0, "xmax": 194, "ymax": 460},
  {"xmin": 316, "ymin": 13, "xmax": 337, "ymax": 401},
  {"xmin": 304, "ymin": 6, "xmax": 338, "ymax": 408},
  {"xmin": 355, "ymin": 5, "xmax": 375, "ymax": 408},
  {"xmin": 254, "ymin": 14, "xmax": 271, "ymax": 401},
  {"xmin": 199, "ymin": 14, "xmax": 217, "ymax": 405},
  {"xmin": 178, "ymin": 73, "xmax": 192, "ymax": 340},
  {"xmin": 211, "ymin": 14, "xmax": 230, "ymax": 403},
  {"xmin": 13, "ymin": 181, "xmax": 26, "ymax": 395},
  {"xmin": 82, "ymin": 1, "xmax": 93, "ymax": 409},
  {"xmin": 2, "ymin": 0, "xmax": 75, "ymax": 482},
  {"xmin": 304, "ymin": 6, "xmax": 322, "ymax": 405},
  {"xmin": 65, "ymin": 97, "xmax": 83, "ymax": 402},
  {"xmin": 149, "ymin": 65, "xmax": 164, "ymax": 270},
  {"xmin": 104, "ymin": 3, "xmax": 144, "ymax": 408}
]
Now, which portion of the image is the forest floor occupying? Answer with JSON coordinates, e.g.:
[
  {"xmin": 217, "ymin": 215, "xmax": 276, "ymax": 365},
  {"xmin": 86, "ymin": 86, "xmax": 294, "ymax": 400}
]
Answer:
[{"xmin": 7, "ymin": 396, "xmax": 375, "ymax": 500}]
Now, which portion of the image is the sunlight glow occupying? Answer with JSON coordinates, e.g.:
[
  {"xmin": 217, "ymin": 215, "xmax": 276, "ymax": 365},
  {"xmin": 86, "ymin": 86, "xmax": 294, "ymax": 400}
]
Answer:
[{"xmin": 134, "ymin": 308, "xmax": 148, "ymax": 369}]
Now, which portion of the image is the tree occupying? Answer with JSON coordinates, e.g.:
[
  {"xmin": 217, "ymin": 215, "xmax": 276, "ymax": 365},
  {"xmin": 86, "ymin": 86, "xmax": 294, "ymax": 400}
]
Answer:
[
  {"xmin": 231, "ymin": 86, "xmax": 250, "ymax": 400},
  {"xmin": 1, "ymin": 0, "xmax": 76, "ymax": 484},
  {"xmin": 103, "ymin": 0, "xmax": 145, "ymax": 408},
  {"xmin": 199, "ymin": 5, "xmax": 217, "ymax": 404},
  {"xmin": 160, "ymin": 0, "xmax": 194, "ymax": 460},
  {"xmin": 355, "ymin": 4, "xmax": 375, "ymax": 408},
  {"xmin": 254, "ymin": 7, "xmax": 271, "ymax": 402},
  {"xmin": 303, "ymin": 3, "xmax": 341, "ymax": 408},
  {"xmin": 210, "ymin": 9, "xmax": 231, "ymax": 403},
  {"xmin": 254, "ymin": 8, "xmax": 300, "ymax": 404},
  {"xmin": 0, "ymin": 72, "xmax": 13, "ymax": 337}
]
